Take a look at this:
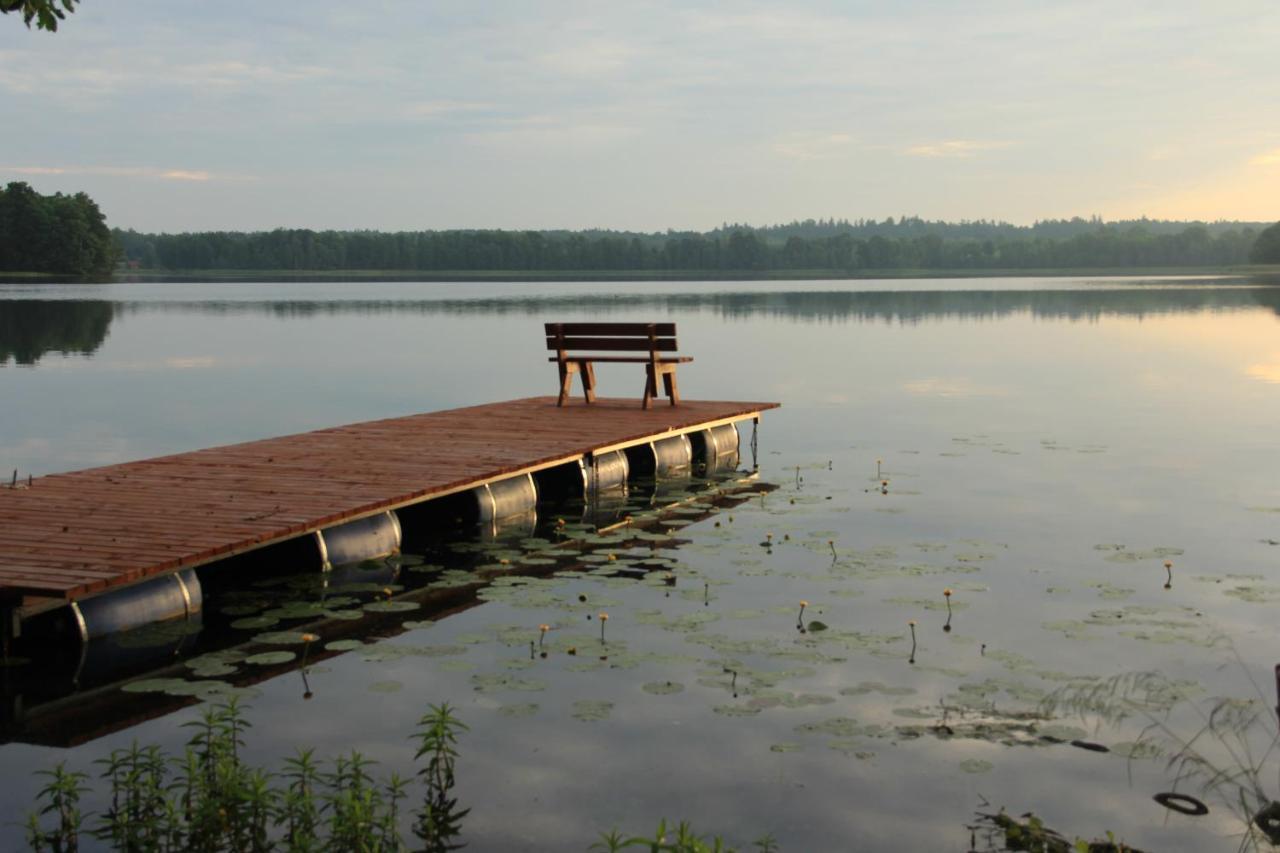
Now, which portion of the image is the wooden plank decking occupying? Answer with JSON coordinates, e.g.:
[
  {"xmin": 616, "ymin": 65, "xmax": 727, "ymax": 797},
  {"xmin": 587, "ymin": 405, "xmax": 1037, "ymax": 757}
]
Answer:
[{"xmin": 0, "ymin": 397, "xmax": 778, "ymax": 606}]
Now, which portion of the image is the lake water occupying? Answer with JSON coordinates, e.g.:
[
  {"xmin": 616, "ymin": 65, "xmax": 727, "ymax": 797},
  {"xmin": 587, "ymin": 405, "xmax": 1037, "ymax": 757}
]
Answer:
[{"xmin": 3, "ymin": 275, "xmax": 1280, "ymax": 851}]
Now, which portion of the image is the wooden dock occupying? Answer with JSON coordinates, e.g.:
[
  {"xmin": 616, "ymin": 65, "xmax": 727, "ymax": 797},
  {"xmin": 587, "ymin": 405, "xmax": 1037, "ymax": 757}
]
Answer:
[{"xmin": 0, "ymin": 397, "xmax": 777, "ymax": 615}]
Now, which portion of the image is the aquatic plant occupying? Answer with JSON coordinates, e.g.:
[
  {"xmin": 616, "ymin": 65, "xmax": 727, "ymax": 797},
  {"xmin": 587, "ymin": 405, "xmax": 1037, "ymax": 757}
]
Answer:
[
  {"xmin": 23, "ymin": 763, "xmax": 87, "ymax": 852},
  {"xmin": 968, "ymin": 810, "xmax": 1140, "ymax": 853},
  {"xmin": 413, "ymin": 702, "xmax": 470, "ymax": 852},
  {"xmin": 24, "ymin": 698, "xmax": 461, "ymax": 852},
  {"xmin": 1043, "ymin": 663, "xmax": 1280, "ymax": 850},
  {"xmin": 590, "ymin": 819, "xmax": 779, "ymax": 852}
]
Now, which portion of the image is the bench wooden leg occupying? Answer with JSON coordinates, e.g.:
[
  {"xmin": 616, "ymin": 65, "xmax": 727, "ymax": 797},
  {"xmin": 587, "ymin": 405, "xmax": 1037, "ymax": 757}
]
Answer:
[
  {"xmin": 581, "ymin": 361, "xmax": 597, "ymax": 403},
  {"xmin": 662, "ymin": 367, "xmax": 680, "ymax": 406},
  {"xmin": 642, "ymin": 365, "xmax": 656, "ymax": 409},
  {"xmin": 558, "ymin": 362, "xmax": 578, "ymax": 407}
]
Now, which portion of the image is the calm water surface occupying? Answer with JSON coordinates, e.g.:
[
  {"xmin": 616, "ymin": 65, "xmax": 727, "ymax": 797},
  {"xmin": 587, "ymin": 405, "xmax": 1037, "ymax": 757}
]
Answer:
[{"xmin": 3, "ymin": 276, "xmax": 1280, "ymax": 851}]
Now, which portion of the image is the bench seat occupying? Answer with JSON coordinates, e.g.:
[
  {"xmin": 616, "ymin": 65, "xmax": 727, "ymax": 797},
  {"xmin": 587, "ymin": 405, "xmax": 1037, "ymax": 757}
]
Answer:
[{"xmin": 545, "ymin": 322, "xmax": 692, "ymax": 408}]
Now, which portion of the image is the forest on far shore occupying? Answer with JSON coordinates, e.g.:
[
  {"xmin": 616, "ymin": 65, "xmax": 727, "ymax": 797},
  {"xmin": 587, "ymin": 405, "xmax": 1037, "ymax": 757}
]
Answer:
[
  {"xmin": 112, "ymin": 216, "xmax": 1280, "ymax": 274},
  {"xmin": 4, "ymin": 180, "xmax": 1280, "ymax": 276},
  {"xmin": 0, "ymin": 182, "xmax": 116, "ymax": 276}
]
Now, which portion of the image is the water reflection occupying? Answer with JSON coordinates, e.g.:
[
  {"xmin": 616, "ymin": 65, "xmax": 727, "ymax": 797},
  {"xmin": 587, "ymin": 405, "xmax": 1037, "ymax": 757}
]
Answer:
[
  {"xmin": 0, "ymin": 300, "xmax": 114, "ymax": 365},
  {"xmin": 6, "ymin": 285, "xmax": 1280, "ymax": 366},
  {"xmin": 88, "ymin": 284, "xmax": 1280, "ymax": 322}
]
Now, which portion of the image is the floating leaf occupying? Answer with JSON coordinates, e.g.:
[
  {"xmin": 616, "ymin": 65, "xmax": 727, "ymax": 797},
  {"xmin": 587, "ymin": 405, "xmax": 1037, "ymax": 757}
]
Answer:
[
  {"xmin": 571, "ymin": 700, "xmax": 614, "ymax": 721},
  {"xmin": 229, "ymin": 615, "xmax": 279, "ymax": 631},
  {"xmin": 245, "ymin": 651, "xmax": 296, "ymax": 666}
]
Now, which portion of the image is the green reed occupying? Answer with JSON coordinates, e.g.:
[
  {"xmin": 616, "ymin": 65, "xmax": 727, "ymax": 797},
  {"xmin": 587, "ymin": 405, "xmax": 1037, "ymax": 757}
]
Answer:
[{"xmin": 25, "ymin": 700, "xmax": 778, "ymax": 852}]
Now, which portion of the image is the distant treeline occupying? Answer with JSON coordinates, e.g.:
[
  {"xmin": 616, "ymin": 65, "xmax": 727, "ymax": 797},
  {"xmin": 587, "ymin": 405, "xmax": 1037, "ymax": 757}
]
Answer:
[
  {"xmin": 0, "ymin": 182, "xmax": 116, "ymax": 275},
  {"xmin": 114, "ymin": 217, "xmax": 1271, "ymax": 273}
]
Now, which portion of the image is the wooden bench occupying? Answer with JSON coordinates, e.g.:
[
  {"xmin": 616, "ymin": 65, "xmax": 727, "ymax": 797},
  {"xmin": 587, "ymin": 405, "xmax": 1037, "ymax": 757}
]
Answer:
[{"xmin": 545, "ymin": 322, "xmax": 693, "ymax": 409}]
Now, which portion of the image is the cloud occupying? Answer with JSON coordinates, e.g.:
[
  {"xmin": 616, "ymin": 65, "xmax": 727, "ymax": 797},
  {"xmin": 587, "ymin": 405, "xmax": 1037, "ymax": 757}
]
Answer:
[
  {"xmin": 903, "ymin": 140, "xmax": 1012, "ymax": 158},
  {"xmin": 176, "ymin": 61, "xmax": 330, "ymax": 86},
  {"xmin": 1246, "ymin": 362, "xmax": 1280, "ymax": 384},
  {"xmin": 1250, "ymin": 147, "xmax": 1280, "ymax": 166},
  {"xmin": 402, "ymin": 100, "xmax": 496, "ymax": 120},
  {"xmin": 536, "ymin": 38, "xmax": 637, "ymax": 76},
  {"xmin": 902, "ymin": 377, "xmax": 1008, "ymax": 397},
  {"xmin": 772, "ymin": 132, "xmax": 855, "ymax": 161},
  {"xmin": 0, "ymin": 165, "xmax": 233, "ymax": 182},
  {"xmin": 464, "ymin": 119, "xmax": 638, "ymax": 151}
]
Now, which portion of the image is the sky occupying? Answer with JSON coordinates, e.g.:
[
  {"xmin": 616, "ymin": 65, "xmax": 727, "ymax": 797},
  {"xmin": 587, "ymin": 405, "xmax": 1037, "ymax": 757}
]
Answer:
[{"xmin": 2, "ymin": 0, "xmax": 1279, "ymax": 233}]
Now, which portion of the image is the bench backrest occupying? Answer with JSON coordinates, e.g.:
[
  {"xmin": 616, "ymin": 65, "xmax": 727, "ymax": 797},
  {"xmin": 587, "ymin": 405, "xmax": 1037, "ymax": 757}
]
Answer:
[{"xmin": 544, "ymin": 322, "xmax": 678, "ymax": 354}]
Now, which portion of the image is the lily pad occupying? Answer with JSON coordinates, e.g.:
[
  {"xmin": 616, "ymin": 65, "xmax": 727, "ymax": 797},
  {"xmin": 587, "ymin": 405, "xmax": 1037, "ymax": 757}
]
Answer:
[
  {"xmin": 245, "ymin": 651, "xmax": 296, "ymax": 666},
  {"xmin": 571, "ymin": 700, "xmax": 614, "ymax": 721}
]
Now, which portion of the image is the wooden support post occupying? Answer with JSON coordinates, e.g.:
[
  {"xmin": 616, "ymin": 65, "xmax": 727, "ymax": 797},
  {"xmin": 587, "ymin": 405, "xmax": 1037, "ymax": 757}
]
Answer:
[
  {"xmin": 558, "ymin": 360, "xmax": 578, "ymax": 407},
  {"xmin": 582, "ymin": 361, "xmax": 597, "ymax": 403},
  {"xmin": 662, "ymin": 367, "xmax": 679, "ymax": 406}
]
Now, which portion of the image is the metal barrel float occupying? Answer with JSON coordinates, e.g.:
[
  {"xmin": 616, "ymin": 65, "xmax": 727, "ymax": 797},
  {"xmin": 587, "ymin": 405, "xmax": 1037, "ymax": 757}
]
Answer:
[
  {"xmin": 694, "ymin": 423, "xmax": 740, "ymax": 475},
  {"xmin": 66, "ymin": 568, "xmax": 203, "ymax": 686},
  {"xmin": 315, "ymin": 511, "xmax": 402, "ymax": 570},
  {"xmin": 473, "ymin": 472, "xmax": 538, "ymax": 521},
  {"xmin": 585, "ymin": 450, "xmax": 629, "ymax": 494},
  {"xmin": 71, "ymin": 568, "xmax": 202, "ymax": 642},
  {"xmin": 626, "ymin": 434, "xmax": 693, "ymax": 478}
]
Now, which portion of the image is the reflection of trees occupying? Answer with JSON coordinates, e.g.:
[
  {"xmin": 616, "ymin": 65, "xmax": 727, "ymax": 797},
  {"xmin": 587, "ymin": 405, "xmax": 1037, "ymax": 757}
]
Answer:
[
  {"xmin": 7, "ymin": 285, "xmax": 1279, "ymax": 368},
  {"xmin": 116, "ymin": 284, "xmax": 1280, "ymax": 325},
  {"xmin": 0, "ymin": 300, "xmax": 114, "ymax": 365}
]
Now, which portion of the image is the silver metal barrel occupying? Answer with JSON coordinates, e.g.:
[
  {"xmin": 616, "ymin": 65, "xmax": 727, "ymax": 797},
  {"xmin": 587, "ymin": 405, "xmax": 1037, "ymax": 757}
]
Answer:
[
  {"xmin": 71, "ymin": 568, "xmax": 202, "ymax": 641},
  {"xmin": 316, "ymin": 511, "xmax": 402, "ymax": 569},
  {"xmin": 652, "ymin": 434, "xmax": 693, "ymax": 477},
  {"xmin": 473, "ymin": 473, "xmax": 538, "ymax": 521},
  {"xmin": 585, "ymin": 450, "xmax": 629, "ymax": 493},
  {"xmin": 698, "ymin": 423, "xmax": 741, "ymax": 474}
]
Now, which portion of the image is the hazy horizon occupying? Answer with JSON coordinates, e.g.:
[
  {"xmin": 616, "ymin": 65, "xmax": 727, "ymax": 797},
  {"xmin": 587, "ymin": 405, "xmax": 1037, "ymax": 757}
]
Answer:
[{"xmin": 3, "ymin": 1, "xmax": 1279, "ymax": 233}]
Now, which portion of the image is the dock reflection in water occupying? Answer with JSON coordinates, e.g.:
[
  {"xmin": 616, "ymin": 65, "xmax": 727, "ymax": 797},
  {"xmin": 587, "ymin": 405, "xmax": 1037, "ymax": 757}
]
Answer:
[{"xmin": 1, "ymin": 470, "xmax": 773, "ymax": 749}]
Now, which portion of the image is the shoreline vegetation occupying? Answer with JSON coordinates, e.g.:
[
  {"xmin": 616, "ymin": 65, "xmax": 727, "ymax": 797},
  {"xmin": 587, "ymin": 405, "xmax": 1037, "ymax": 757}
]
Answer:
[
  {"xmin": 4, "ymin": 182, "xmax": 1280, "ymax": 282},
  {"xmin": 6, "ymin": 265, "xmax": 1279, "ymax": 285}
]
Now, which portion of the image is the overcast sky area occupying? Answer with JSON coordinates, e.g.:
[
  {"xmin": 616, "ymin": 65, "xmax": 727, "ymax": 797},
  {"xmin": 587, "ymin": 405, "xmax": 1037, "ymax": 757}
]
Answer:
[{"xmin": 3, "ymin": 1, "xmax": 1279, "ymax": 233}]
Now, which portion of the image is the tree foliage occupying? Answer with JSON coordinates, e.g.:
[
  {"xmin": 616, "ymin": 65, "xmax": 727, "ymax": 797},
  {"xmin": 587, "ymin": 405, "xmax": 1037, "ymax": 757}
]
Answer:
[
  {"xmin": 0, "ymin": 0, "xmax": 79, "ymax": 31},
  {"xmin": 112, "ymin": 219, "xmax": 1262, "ymax": 275},
  {"xmin": 0, "ymin": 182, "xmax": 117, "ymax": 275},
  {"xmin": 1249, "ymin": 222, "xmax": 1280, "ymax": 264}
]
